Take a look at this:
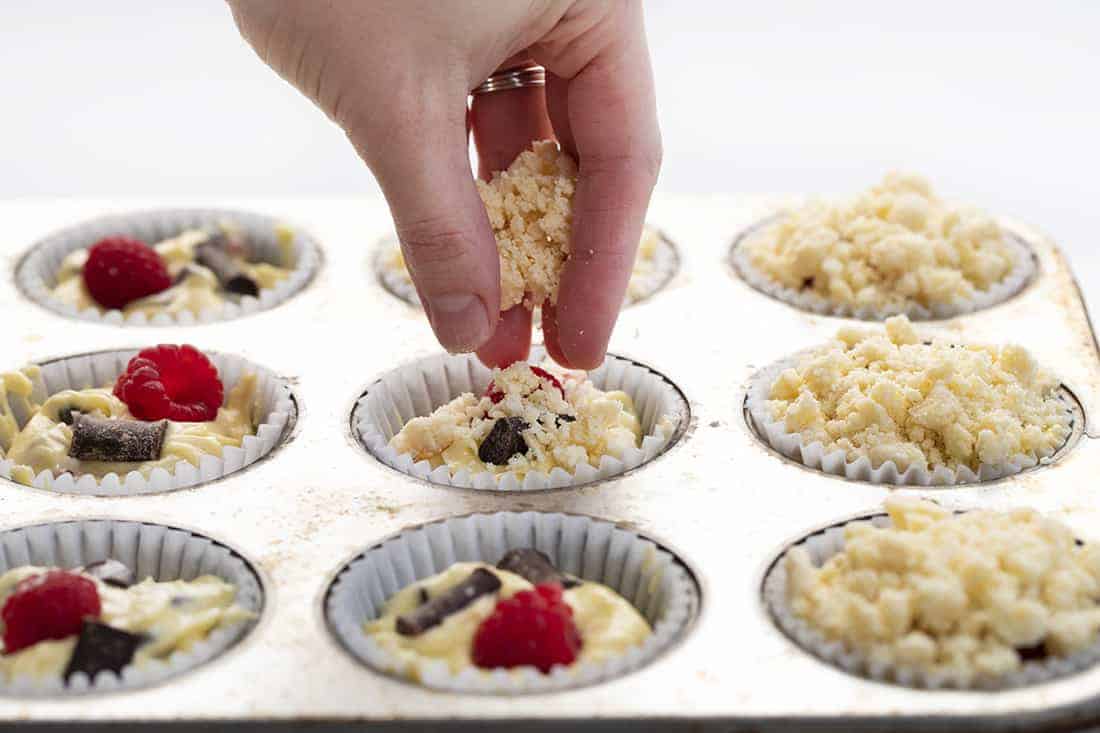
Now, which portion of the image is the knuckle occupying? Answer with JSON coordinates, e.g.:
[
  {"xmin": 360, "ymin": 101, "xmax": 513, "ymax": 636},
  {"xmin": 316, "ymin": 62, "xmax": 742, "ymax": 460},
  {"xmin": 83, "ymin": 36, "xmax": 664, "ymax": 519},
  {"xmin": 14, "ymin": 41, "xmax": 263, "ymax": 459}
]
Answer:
[
  {"xmin": 397, "ymin": 220, "xmax": 479, "ymax": 272},
  {"xmin": 584, "ymin": 146, "xmax": 661, "ymax": 190}
]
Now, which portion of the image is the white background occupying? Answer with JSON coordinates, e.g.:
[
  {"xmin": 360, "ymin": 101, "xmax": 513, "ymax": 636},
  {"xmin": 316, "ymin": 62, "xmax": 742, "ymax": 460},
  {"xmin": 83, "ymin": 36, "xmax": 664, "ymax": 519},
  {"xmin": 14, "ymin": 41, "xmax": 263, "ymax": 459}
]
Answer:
[{"xmin": 2, "ymin": 2, "xmax": 1097, "ymax": 310}]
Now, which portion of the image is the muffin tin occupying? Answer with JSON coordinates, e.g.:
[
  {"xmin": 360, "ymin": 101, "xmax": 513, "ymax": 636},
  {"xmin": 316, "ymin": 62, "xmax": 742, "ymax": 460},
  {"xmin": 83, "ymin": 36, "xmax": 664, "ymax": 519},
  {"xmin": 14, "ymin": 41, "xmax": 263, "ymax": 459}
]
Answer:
[{"xmin": 1, "ymin": 195, "xmax": 1099, "ymax": 730}]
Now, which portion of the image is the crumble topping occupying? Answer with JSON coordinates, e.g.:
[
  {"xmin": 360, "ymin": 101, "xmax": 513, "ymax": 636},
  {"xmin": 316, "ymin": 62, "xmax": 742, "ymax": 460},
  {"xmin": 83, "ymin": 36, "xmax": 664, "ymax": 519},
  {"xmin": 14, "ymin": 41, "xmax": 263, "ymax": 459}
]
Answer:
[
  {"xmin": 786, "ymin": 497, "xmax": 1100, "ymax": 683},
  {"xmin": 476, "ymin": 140, "xmax": 576, "ymax": 311},
  {"xmin": 741, "ymin": 173, "xmax": 1018, "ymax": 312},
  {"xmin": 766, "ymin": 316, "xmax": 1070, "ymax": 472},
  {"xmin": 390, "ymin": 363, "xmax": 644, "ymax": 478}
]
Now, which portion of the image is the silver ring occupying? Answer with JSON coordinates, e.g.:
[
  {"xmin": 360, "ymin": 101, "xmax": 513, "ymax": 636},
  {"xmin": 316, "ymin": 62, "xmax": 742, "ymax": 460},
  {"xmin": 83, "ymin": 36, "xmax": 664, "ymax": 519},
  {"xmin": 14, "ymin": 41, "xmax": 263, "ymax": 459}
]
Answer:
[{"xmin": 471, "ymin": 64, "xmax": 546, "ymax": 95}]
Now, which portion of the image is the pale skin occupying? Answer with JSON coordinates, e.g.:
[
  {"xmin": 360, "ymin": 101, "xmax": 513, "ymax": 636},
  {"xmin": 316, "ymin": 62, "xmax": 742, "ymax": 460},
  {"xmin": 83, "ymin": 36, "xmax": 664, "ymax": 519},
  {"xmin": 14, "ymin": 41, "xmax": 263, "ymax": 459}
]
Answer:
[{"xmin": 226, "ymin": 0, "xmax": 660, "ymax": 369}]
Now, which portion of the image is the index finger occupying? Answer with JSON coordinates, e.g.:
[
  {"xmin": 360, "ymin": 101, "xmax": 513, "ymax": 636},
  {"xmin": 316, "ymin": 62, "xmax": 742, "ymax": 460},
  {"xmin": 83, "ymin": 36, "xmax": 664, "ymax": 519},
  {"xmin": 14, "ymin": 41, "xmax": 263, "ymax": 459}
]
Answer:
[{"xmin": 543, "ymin": 4, "xmax": 661, "ymax": 369}]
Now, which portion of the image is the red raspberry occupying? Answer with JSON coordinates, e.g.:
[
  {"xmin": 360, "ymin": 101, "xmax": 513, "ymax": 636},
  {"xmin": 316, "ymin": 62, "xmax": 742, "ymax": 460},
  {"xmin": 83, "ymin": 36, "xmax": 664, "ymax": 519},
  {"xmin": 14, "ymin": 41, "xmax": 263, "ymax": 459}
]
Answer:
[
  {"xmin": 2, "ymin": 571, "xmax": 101, "ymax": 654},
  {"xmin": 82, "ymin": 236, "xmax": 172, "ymax": 310},
  {"xmin": 486, "ymin": 366, "xmax": 565, "ymax": 404},
  {"xmin": 113, "ymin": 344, "xmax": 224, "ymax": 422},
  {"xmin": 472, "ymin": 583, "xmax": 582, "ymax": 673}
]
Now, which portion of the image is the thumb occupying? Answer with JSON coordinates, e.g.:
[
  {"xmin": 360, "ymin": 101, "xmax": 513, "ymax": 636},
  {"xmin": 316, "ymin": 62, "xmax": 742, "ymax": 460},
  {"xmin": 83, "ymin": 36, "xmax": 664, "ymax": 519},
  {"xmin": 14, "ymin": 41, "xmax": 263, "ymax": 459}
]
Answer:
[{"xmin": 354, "ymin": 100, "xmax": 501, "ymax": 353}]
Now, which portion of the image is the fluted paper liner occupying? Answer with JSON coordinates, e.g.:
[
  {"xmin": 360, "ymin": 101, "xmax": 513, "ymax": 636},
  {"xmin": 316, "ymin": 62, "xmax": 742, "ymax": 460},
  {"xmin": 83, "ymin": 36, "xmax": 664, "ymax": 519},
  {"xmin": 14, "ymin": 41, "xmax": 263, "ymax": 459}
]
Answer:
[
  {"xmin": 730, "ymin": 217, "xmax": 1036, "ymax": 321},
  {"xmin": 0, "ymin": 349, "xmax": 295, "ymax": 495},
  {"xmin": 764, "ymin": 513, "xmax": 1100, "ymax": 689},
  {"xmin": 326, "ymin": 512, "xmax": 699, "ymax": 693},
  {"xmin": 373, "ymin": 228, "xmax": 680, "ymax": 309},
  {"xmin": 17, "ymin": 208, "xmax": 321, "ymax": 326},
  {"xmin": 745, "ymin": 353, "xmax": 1075, "ymax": 486},
  {"xmin": 353, "ymin": 349, "xmax": 687, "ymax": 490},
  {"xmin": 0, "ymin": 519, "xmax": 261, "ymax": 696}
]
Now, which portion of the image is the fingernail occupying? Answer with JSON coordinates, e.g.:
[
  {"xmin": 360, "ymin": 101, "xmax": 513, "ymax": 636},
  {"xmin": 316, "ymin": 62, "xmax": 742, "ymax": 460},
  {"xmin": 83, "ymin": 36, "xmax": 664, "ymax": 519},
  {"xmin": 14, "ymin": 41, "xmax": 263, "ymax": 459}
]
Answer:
[{"xmin": 425, "ymin": 294, "xmax": 492, "ymax": 353}]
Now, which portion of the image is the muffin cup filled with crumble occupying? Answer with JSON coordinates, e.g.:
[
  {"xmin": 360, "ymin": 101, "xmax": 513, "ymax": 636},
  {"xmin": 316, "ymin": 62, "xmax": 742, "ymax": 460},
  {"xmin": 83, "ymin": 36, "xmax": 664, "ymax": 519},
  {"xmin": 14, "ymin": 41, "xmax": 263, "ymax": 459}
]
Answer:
[
  {"xmin": 0, "ymin": 348, "xmax": 295, "ymax": 495},
  {"xmin": 730, "ymin": 173, "xmax": 1036, "ymax": 320},
  {"xmin": 745, "ymin": 315, "xmax": 1075, "ymax": 486},
  {"xmin": 325, "ymin": 511, "xmax": 699, "ymax": 693},
  {"xmin": 17, "ymin": 209, "xmax": 321, "ymax": 326},
  {"xmin": 764, "ymin": 497, "xmax": 1100, "ymax": 689},
  {"xmin": 352, "ymin": 348, "xmax": 688, "ymax": 491},
  {"xmin": 0, "ymin": 518, "xmax": 261, "ymax": 696}
]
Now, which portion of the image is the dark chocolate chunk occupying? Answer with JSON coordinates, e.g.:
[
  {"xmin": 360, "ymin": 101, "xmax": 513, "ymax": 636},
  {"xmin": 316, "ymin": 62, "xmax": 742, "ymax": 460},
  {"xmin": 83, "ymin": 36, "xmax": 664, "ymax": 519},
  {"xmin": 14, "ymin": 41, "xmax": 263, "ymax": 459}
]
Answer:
[
  {"xmin": 800, "ymin": 276, "xmax": 815, "ymax": 290},
  {"xmin": 197, "ymin": 236, "xmax": 259, "ymax": 297},
  {"xmin": 174, "ymin": 265, "xmax": 196, "ymax": 285},
  {"xmin": 68, "ymin": 414, "xmax": 167, "ymax": 463},
  {"xmin": 1016, "ymin": 643, "xmax": 1049, "ymax": 662},
  {"xmin": 82, "ymin": 559, "xmax": 135, "ymax": 589},
  {"xmin": 417, "ymin": 587, "xmax": 430, "ymax": 606},
  {"xmin": 554, "ymin": 413, "xmax": 577, "ymax": 427},
  {"xmin": 63, "ymin": 621, "xmax": 147, "ymax": 683},
  {"xmin": 496, "ymin": 548, "xmax": 580, "ymax": 589},
  {"xmin": 396, "ymin": 568, "xmax": 501, "ymax": 636},
  {"xmin": 57, "ymin": 406, "xmax": 78, "ymax": 426},
  {"xmin": 477, "ymin": 417, "xmax": 529, "ymax": 466}
]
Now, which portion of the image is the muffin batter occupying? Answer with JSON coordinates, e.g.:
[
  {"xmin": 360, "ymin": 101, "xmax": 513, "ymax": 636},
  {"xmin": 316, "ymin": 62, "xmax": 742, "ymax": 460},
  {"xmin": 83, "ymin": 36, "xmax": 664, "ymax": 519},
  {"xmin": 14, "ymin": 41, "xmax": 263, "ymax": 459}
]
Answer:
[
  {"xmin": 365, "ymin": 561, "xmax": 650, "ymax": 677},
  {"xmin": 0, "ymin": 565, "xmax": 253, "ymax": 681},
  {"xmin": 51, "ymin": 225, "xmax": 293, "ymax": 317},
  {"xmin": 389, "ymin": 363, "xmax": 646, "ymax": 479},
  {"xmin": 786, "ymin": 497, "xmax": 1100, "ymax": 684},
  {"xmin": 740, "ymin": 172, "xmax": 1019, "ymax": 313},
  {"xmin": 766, "ymin": 315, "xmax": 1070, "ymax": 473},
  {"xmin": 0, "ymin": 368, "xmax": 262, "ymax": 486}
]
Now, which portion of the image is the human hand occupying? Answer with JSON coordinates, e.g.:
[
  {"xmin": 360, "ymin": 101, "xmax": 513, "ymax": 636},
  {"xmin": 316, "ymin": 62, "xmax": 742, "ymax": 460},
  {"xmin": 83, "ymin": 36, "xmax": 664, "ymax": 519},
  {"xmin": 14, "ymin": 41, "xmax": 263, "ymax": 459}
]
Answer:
[{"xmin": 227, "ymin": 0, "xmax": 660, "ymax": 369}]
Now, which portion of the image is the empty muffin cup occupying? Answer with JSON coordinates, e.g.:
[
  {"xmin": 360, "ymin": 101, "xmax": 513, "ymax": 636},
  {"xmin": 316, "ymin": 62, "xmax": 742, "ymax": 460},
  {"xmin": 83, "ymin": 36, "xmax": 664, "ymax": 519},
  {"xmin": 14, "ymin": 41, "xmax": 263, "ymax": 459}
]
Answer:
[
  {"xmin": 744, "ymin": 348, "xmax": 1078, "ymax": 487},
  {"xmin": 764, "ymin": 511, "xmax": 1100, "ymax": 689},
  {"xmin": 0, "ymin": 348, "xmax": 295, "ymax": 495},
  {"xmin": 352, "ymin": 348, "xmax": 688, "ymax": 491},
  {"xmin": 0, "ymin": 518, "xmax": 261, "ymax": 696},
  {"xmin": 325, "ymin": 511, "xmax": 699, "ymax": 693},
  {"xmin": 730, "ymin": 218, "xmax": 1036, "ymax": 321},
  {"xmin": 17, "ymin": 208, "xmax": 321, "ymax": 326},
  {"xmin": 374, "ymin": 226, "xmax": 680, "ymax": 310}
]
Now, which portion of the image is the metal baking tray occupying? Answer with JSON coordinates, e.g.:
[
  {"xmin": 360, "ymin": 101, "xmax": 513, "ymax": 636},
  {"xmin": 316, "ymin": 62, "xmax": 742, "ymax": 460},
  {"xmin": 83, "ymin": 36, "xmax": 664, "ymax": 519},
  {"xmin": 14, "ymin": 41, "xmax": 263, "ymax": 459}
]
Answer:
[{"xmin": 1, "ymin": 194, "xmax": 1098, "ymax": 731}]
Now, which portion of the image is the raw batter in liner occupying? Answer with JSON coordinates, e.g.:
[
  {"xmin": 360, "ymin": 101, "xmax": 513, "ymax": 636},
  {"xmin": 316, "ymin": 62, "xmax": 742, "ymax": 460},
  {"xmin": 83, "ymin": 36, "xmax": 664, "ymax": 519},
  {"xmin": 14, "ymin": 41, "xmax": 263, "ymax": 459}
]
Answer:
[
  {"xmin": 0, "ymin": 565, "xmax": 253, "ymax": 681},
  {"xmin": 51, "ymin": 225, "xmax": 294, "ymax": 317},
  {"xmin": 0, "ymin": 367, "xmax": 261, "ymax": 487},
  {"xmin": 365, "ymin": 562, "xmax": 650, "ymax": 677}
]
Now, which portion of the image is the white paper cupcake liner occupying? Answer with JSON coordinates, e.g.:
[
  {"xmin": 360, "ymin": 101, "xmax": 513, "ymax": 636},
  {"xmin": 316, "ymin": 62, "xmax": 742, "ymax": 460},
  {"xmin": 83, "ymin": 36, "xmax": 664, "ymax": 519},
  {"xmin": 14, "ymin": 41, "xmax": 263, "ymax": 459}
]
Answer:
[
  {"xmin": 373, "ymin": 228, "xmax": 679, "ymax": 309},
  {"xmin": 744, "ymin": 353, "xmax": 1076, "ymax": 487},
  {"xmin": 764, "ymin": 512, "xmax": 1100, "ymax": 690},
  {"xmin": 16, "ymin": 208, "xmax": 321, "ymax": 326},
  {"xmin": 0, "ymin": 518, "xmax": 262, "ymax": 696},
  {"xmin": 352, "ymin": 348, "xmax": 688, "ymax": 491},
  {"xmin": 0, "ymin": 349, "xmax": 295, "ymax": 496},
  {"xmin": 730, "ymin": 216, "xmax": 1036, "ymax": 321},
  {"xmin": 326, "ymin": 511, "xmax": 699, "ymax": 693},
  {"xmin": 624, "ymin": 229, "xmax": 680, "ymax": 306}
]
